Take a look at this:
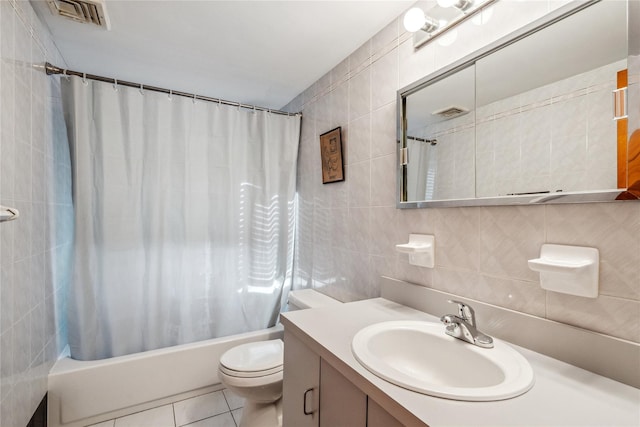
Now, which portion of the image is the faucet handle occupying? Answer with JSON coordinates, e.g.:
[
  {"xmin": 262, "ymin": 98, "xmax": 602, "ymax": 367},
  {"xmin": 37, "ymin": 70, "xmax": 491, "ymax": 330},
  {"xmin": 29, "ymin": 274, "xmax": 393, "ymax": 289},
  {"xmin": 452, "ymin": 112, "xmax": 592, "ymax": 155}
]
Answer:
[{"xmin": 447, "ymin": 300, "xmax": 476, "ymax": 326}]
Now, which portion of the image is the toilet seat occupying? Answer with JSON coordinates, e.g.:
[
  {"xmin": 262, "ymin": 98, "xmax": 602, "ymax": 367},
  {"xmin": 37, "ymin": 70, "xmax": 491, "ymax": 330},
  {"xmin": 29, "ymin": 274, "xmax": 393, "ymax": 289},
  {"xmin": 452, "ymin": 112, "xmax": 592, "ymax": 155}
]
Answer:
[
  {"xmin": 219, "ymin": 339, "xmax": 283, "ymax": 378},
  {"xmin": 218, "ymin": 369, "xmax": 283, "ymax": 388},
  {"xmin": 219, "ymin": 364, "xmax": 283, "ymax": 378}
]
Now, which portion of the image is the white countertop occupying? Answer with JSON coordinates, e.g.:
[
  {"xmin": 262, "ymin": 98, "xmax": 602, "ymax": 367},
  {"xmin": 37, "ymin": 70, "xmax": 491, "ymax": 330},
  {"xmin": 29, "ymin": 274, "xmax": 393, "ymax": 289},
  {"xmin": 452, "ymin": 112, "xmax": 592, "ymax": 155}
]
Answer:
[{"xmin": 281, "ymin": 298, "xmax": 640, "ymax": 427}]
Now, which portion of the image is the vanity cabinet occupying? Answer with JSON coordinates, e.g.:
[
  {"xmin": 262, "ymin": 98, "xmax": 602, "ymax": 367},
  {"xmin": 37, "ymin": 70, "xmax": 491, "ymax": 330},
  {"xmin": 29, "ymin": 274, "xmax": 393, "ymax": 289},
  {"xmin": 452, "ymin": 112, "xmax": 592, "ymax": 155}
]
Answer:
[
  {"xmin": 282, "ymin": 330, "xmax": 320, "ymax": 427},
  {"xmin": 319, "ymin": 360, "xmax": 366, "ymax": 427},
  {"xmin": 283, "ymin": 330, "xmax": 404, "ymax": 427},
  {"xmin": 367, "ymin": 399, "xmax": 404, "ymax": 427}
]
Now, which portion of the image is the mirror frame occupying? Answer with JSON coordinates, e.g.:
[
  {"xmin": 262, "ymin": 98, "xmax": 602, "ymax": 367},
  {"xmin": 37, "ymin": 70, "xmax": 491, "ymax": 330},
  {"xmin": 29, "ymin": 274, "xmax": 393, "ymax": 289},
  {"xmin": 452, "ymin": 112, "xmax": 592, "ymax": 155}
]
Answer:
[{"xmin": 397, "ymin": 0, "xmax": 638, "ymax": 208}]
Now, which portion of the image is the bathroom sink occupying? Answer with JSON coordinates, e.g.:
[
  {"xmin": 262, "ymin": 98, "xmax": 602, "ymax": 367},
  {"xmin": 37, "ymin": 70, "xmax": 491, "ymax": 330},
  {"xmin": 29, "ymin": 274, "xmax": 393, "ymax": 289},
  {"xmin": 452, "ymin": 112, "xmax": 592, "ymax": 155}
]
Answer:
[{"xmin": 351, "ymin": 321, "xmax": 534, "ymax": 401}]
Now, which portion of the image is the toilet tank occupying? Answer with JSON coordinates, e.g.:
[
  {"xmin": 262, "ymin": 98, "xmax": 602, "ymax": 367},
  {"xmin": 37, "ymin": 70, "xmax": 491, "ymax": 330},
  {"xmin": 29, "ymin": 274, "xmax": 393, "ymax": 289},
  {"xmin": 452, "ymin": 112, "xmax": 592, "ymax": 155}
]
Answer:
[{"xmin": 287, "ymin": 289, "xmax": 341, "ymax": 311}]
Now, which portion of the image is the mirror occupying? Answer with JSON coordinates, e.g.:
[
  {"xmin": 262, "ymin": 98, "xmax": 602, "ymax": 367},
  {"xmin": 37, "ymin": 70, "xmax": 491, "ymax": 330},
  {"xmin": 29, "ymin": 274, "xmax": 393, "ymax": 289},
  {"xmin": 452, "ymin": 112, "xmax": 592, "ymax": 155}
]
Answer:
[
  {"xmin": 399, "ymin": 0, "xmax": 636, "ymax": 207},
  {"xmin": 405, "ymin": 65, "xmax": 475, "ymax": 201}
]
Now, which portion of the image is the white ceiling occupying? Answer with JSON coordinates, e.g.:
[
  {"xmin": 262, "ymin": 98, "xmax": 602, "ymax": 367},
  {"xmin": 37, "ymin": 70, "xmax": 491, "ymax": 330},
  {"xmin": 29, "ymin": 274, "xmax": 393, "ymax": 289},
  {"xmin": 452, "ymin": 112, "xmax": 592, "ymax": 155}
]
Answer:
[{"xmin": 31, "ymin": 0, "xmax": 414, "ymax": 110}]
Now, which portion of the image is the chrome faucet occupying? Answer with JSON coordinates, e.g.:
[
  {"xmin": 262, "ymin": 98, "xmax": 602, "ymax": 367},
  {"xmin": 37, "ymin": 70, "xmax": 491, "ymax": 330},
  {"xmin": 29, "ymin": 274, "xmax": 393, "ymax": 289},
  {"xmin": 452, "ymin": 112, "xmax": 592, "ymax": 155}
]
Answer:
[{"xmin": 440, "ymin": 300, "xmax": 494, "ymax": 348}]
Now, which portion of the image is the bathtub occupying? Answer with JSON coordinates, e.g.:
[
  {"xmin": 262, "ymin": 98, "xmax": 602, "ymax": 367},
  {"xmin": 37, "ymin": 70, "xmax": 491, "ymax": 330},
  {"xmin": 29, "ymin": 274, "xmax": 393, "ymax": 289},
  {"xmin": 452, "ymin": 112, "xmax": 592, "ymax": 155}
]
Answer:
[{"xmin": 48, "ymin": 325, "xmax": 284, "ymax": 427}]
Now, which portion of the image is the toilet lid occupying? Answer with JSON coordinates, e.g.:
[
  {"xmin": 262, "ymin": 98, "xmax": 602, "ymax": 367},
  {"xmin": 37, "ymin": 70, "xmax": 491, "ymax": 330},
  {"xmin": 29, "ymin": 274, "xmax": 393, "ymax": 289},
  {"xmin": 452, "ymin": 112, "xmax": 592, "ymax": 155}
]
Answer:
[{"xmin": 220, "ymin": 339, "xmax": 283, "ymax": 374}]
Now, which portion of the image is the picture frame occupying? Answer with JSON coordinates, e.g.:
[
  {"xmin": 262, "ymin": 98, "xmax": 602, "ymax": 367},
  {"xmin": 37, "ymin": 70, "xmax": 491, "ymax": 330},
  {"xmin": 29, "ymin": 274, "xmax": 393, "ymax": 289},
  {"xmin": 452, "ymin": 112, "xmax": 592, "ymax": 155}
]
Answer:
[{"xmin": 319, "ymin": 127, "xmax": 345, "ymax": 184}]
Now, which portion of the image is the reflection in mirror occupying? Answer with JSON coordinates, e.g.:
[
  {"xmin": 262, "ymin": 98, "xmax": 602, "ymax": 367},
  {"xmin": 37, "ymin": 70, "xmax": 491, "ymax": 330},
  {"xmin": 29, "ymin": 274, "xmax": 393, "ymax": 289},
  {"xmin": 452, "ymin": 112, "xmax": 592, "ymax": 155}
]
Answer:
[
  {"xmin": 405, "ymin": 65, "xmax": 475, "ymax": 201},
  {"xmin": 475, "ymin": 0, "xmax": 627, "ymax": 197},
  {"xmin": 399, "ymin": 0, "xmax": 631, "ymax": 207}
]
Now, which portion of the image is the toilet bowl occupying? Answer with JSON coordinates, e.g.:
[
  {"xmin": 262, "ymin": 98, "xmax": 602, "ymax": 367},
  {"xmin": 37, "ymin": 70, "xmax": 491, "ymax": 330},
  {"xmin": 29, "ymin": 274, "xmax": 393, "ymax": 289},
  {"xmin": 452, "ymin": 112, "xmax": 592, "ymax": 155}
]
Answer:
[
  {"xmin": 219, "ymin": 339, "xmax": 284, "ymax": 403},
  {"xmin": 217, "ymin": 289, "xmax": 341, "ymax": 427}
]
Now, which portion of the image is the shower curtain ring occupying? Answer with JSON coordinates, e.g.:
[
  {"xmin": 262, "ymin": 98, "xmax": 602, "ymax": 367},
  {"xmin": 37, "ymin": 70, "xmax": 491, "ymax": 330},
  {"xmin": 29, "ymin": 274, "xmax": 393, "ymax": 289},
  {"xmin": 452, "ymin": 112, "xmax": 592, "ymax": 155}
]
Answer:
[
  {"xmin": 139, "ymin": 84, "xmax": 144, "ymax": 95},
  {"xmin": 62, "ymin": 69, "xmax": 69, "ymax": 81},
  {"xmin": 82, "ymin": 73, "xmax": 88, "ymax": 85},
  {"xmin": 193, "ymin": 94, "xmax": 197, "ymax": 104},
  {"xmin": 218, "ymin": 99, "xmax": 222, "ymax": 108},
  {"xmin": 113, "ymin": 79, "xmax": 118, "ymax": 92},
  {"xmin": 168, "ymin": 90, "xmax": 172, "ymax": 101},
  {"xmin": 253, "ymin": 105, "xmax": 257, "ymax": 114}
]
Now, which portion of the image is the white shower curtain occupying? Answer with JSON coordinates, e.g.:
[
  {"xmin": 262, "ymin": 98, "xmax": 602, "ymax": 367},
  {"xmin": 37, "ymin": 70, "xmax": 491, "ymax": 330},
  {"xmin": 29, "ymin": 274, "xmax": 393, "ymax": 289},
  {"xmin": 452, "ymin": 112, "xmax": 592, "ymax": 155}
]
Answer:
[{"xmin": 62, "ymin": 76, "xmax": 300, "ymax": 360}]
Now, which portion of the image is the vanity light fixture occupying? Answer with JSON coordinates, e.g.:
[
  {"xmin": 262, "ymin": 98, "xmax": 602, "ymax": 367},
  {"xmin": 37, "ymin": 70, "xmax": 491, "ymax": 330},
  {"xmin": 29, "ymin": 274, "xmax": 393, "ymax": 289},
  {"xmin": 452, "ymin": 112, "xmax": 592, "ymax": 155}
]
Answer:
[
  {"xmin": 403, "ymin": 0, "xmax": 497, "ymax": 49},
  {"xmin": 403, "ymin": 7, "xmax": 439, "ymax": 33},
  {"xmin": 437, "ymin": 0, "xmax": 474, "ymax": 12}
]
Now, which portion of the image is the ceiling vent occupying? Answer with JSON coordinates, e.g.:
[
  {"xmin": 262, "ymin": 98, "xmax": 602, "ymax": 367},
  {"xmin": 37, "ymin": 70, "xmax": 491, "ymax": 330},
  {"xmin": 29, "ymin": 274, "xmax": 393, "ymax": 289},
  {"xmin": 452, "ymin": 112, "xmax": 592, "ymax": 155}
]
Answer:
[
  {"xmin": 432, "ymin": 106, "xmax": 469, "ymax": 119},
  {"xmin": 47, "ymin": 0, "xmax": 111, "ymax": 30}
]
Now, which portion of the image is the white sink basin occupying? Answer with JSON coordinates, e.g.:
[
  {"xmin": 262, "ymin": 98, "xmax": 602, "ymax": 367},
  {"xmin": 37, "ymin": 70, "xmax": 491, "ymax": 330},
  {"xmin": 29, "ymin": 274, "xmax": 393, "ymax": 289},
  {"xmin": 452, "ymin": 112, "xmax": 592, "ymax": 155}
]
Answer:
[{"xmin": 351, "ymin": 320, "xmax": 534, "ymax": 401}]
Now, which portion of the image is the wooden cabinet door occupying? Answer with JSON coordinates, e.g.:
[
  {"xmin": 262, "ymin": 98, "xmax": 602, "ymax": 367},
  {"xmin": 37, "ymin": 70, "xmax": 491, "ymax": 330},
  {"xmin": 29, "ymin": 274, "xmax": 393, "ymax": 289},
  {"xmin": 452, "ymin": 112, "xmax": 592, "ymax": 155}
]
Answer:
[
  {"xmin": 367, "ymin": 398, "xmax": 405, "ymax": 427},
  {"xmin": 319, "ymin": 359, "xmax": 367, "ymax": 427},
  {"xmin": 283, "ymin": 330, "xmax": 320, "ymax": 427}
]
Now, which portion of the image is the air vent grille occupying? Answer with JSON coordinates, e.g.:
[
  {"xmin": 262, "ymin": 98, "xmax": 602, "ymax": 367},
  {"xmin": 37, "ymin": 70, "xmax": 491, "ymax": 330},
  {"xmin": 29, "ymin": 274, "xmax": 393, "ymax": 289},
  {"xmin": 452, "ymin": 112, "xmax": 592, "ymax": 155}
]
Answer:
[
  {"xmin": 432, "ymin": 106, "xmax": 469, "ymax": 119},
  {"xmin": 47, "ymin": 0, "xmax": 110, "ymax": 30}
]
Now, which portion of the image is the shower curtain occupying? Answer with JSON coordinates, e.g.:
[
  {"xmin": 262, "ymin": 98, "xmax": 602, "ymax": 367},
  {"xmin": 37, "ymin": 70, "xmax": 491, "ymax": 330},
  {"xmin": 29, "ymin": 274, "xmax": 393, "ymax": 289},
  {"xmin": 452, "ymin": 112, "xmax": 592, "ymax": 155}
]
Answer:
[{"xmin": 62, "ymin": 76, "xmax": 301, "ymax": 360}]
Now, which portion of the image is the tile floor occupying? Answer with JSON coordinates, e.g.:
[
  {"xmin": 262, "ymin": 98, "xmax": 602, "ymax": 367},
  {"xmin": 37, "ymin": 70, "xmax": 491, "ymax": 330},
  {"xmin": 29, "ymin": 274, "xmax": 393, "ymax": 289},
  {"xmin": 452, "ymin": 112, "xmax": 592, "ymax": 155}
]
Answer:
[{"xmin": 87, "ymin": 389, "xmax": 244, "ymax": 427}]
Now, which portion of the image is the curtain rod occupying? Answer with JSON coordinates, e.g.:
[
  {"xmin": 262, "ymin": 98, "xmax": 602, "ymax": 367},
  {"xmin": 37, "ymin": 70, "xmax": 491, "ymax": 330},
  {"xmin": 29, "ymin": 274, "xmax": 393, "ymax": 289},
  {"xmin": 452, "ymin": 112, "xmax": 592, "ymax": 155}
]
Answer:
[{"xmin": 44, "ymin": 63, "xmax": 300, "ymax": 117}]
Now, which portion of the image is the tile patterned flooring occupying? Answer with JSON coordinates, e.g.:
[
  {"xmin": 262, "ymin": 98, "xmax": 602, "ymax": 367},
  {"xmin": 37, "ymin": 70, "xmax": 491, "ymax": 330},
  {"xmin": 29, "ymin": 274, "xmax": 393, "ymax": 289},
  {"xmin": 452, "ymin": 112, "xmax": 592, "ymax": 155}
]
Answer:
[{"xmin": 87, "ymin": 389, "xmax": 245, "ymax": 427}]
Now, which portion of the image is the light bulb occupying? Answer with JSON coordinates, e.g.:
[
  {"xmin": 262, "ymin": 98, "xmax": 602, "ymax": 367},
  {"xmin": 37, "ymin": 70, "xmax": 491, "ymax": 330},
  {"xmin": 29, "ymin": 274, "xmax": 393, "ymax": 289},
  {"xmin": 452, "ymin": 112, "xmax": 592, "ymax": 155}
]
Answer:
[
  {"xmin": 437, "ymin": 0, "xmax": 457, "ymax": 8},
  {"xmin": 403, "ymin": 7, "xmax": 426, "ymax": 33}
]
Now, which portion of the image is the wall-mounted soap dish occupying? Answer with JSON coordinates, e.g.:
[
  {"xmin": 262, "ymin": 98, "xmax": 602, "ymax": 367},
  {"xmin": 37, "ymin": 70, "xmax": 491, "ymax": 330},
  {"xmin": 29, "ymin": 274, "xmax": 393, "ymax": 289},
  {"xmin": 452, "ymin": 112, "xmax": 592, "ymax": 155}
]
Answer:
[
  {"xmin": 0, "ymin": 205, "xmax": 19, "ymax": 223},
  {"xmin": 396, "ymin": 234, "xmax": 434, "ymax": 268},
  {"xmin": 528, "ymin": 244, "xmax": 599, "ymax": 298}
]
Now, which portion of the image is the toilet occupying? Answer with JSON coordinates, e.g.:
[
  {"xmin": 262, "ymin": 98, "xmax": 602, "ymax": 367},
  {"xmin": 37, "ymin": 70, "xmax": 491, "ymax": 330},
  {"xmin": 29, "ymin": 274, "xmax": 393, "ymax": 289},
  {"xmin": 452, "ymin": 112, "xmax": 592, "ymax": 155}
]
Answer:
[{"xmin": 218, "ymin": 289, "xmax": 341, "ymax": 427}]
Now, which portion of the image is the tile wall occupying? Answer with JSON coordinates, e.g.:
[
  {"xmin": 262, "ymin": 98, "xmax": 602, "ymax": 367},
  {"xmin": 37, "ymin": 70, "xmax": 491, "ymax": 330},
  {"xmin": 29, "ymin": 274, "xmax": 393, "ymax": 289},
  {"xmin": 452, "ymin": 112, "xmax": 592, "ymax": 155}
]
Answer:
[
  {"xmin": 284, "ymin": 0, "xmax": 640, "ymax": 345},
  {"xmin": 0, "ymin": 1, "xmax": 72, "ymax": 426}
]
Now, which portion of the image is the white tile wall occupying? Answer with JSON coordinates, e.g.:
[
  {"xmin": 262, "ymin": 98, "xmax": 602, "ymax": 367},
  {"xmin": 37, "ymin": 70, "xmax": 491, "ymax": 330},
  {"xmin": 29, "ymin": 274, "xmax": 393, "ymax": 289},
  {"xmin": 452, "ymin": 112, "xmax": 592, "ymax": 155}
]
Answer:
[
  {"xmin": 284, "ymin": 0, "xmax": 640, "ymax": 344},
  {"xmin": 0, "ymin": 0, "xmax": 72, "ymax": 425}
]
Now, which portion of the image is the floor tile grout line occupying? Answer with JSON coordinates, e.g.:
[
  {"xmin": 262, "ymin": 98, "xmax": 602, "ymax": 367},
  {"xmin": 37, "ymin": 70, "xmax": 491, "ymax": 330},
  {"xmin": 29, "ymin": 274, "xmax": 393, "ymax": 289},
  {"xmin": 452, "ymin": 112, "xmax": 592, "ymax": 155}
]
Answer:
[
  {"xmin": 172, "ymin": 402, "xmax": 178, "ymax": 427},
  {"xmin": 179, "ymin": 410, "xmax": 236, "ymax": 427},
  {"xmin": 220, "ymin": 390, "xmax": 241, "ymax": 427},
  {"xmin": 221, "ymin": 389, "xmax": 232, "ymax": 412},
  {"xmin": 104, "ymin": 403, "xmax": 175, "ymax": 427},
  {"xmin": 87, "ymin": 389, "xmax": 243, "ymax": 427}
]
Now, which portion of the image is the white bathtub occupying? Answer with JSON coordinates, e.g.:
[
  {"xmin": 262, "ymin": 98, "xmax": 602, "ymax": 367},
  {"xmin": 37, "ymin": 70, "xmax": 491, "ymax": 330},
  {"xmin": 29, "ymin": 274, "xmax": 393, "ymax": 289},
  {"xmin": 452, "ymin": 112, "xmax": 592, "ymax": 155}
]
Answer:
[{"xmin": 48, "ymin": 325, "xmax": 284, "ymax": 427}]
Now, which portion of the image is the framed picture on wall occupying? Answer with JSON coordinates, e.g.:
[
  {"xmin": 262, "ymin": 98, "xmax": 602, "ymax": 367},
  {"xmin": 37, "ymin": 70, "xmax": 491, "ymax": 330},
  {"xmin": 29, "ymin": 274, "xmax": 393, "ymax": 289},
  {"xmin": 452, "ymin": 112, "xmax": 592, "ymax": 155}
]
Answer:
[{"xmin": 319, "ymin": 127, "xmax": 344, "ymax": 184}]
